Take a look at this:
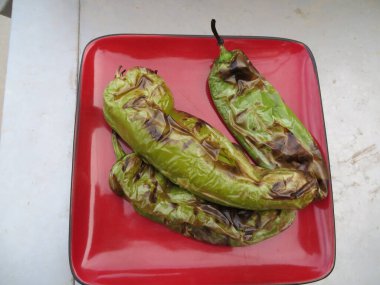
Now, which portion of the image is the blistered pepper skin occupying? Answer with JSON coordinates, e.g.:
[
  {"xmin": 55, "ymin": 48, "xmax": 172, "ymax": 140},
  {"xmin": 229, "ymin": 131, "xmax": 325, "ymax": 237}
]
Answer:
[
  {"xmin": 208, "ymin": 36, "xmax": 329, "ymax": 199},
  {"xmin": 109, "ymin": 134, "xmax": 296, "ymax": 246},
  {"xmin": 104, "ymin": 67, "xmax": 319, "ymax": 210}
]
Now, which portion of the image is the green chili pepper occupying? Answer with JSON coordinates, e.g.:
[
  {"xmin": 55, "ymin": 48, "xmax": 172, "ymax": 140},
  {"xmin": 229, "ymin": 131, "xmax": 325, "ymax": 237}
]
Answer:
[
  {"xmin": 103, "ymin": 66, "xmax": 319, "ymax": 210},
  {"xmin": 109, "ymin": 133, "xmax": 296, "ymax": 246},
  {"xmin": 208, "ymin": 20, "xmax": 329, "ymax": 199}
]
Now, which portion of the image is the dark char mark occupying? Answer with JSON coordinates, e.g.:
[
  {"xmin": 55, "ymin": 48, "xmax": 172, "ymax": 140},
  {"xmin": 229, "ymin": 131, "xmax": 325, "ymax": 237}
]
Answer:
[
  {"xmin": 197, "ymin": 203, "xmax": 261, "ymax": 235},
  {"xmin": 115, "ymin": 74, "xmax": 153, "ymax": 100},
  {"xmin": 110, "ymin": 173, "xmax": 124, "ymax": 197},
  {"xmin": 270, "ymin": 179, "xmax": 317, "ymax": 199},
  {"xmin": 132, "ymin": 162, "xmax": 147, "ymax": 183},
  {"xmin": 122, "ymin": 156, "xmax": 131, "ymax": 172},
  {"xmin": 149, "ymin": 181, "xmax": 158, "ymax": 203},
  {"xmin": 268, "ymin": 129, "xmax": 313, "ymax": 170},
  {"xmin": 219, "ymin": 52, "xmax": 264, "ymax": 90}
]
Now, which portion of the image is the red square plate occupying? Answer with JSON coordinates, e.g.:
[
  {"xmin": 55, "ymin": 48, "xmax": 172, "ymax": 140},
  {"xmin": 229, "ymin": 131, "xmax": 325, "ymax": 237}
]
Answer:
[{"xmin": 70, "ymin": 35, "xmax": 335, "ymax": 285}]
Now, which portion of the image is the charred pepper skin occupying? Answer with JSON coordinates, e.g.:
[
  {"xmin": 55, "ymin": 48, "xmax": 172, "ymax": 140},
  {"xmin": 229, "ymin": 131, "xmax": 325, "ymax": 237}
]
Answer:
[
  {"xmin": 208, "ymin": 20, "xmax": 329, "ymax": 199},
  {"xmin": 109, "ymin": 133, "xmax": 296, "ymax": 246},
  {"xmin": 103, "ymin": 67, "xmax": 319, "ymax": 210}
]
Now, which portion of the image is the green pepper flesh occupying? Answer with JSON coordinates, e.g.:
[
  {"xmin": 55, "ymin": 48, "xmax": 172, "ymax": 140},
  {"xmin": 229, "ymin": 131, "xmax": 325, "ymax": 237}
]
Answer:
[
  {"xmin": 104, "ymin": 67, "xmax": 320, "ymax": 210},
  {"xmin": 208, "ymin": 46, "xmax": 329, "ymax": 199},
  {"xmin": 109, "ymin": 133, "xmax": 296, "ymax": 246}
]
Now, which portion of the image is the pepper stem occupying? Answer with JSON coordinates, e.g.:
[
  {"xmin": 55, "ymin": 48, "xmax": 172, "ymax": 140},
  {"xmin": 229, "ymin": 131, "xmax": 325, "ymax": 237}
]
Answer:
[
  {"xmin": 115, "ymin": 66, "xmax": 126, "ymax": 78},
  {"xmin": 211, "ymin": 19, "xmax": 224, "ymax": 46},
  {"xmin": 111, "ymin": 131, "xmax": 126, "ymax": 160}
]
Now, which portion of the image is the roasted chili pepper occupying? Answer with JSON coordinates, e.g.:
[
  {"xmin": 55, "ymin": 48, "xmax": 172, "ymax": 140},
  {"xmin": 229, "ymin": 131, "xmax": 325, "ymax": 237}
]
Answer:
[
  {"xmin": 109, "ymin": 133, "xmax": 296, "ymax": 246},
  {"xmin": 103, "ymin": 66, "xmax": 319, "ymax": 210},
  {"xmin": 208, "ymin": 20, "xmax": 329, "ymax": 199}
]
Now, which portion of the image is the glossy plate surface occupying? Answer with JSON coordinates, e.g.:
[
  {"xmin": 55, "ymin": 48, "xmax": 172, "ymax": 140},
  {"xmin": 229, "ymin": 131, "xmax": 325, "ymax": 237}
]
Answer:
[{"xmin": 70, "ymin": 35, "xmax": 335, "ymax": 285}]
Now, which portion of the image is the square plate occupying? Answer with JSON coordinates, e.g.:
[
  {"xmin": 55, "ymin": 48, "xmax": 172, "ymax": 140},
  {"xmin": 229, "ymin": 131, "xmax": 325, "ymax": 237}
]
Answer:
[{"xmin": 70, "ymin": 35, "xmax": 335, "ymax": 285}]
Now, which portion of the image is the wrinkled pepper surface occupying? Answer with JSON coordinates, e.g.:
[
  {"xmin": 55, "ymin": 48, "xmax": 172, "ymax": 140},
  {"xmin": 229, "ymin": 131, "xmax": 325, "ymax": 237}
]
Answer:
[
  {"xmin": 103, "ymin": 66, "xmax": 319, "ymax": 210},
  {"xmin": 208, "ymin": 20, "xmax": 329, "ymax": 199},
  {"xmin": 109, "ymin": 133, "xmax": 296, "ymax": 246}
]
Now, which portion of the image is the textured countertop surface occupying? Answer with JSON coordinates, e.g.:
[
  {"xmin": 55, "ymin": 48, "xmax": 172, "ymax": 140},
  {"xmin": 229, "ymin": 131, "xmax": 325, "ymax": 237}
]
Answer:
[{"xmin": 0, "ymin": 1, "xmax": 379, "ymax": 284}]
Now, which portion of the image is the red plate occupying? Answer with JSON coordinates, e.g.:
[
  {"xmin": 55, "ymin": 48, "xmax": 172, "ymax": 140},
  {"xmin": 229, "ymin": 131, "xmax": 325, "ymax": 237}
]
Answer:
[{"xmin": 70, "ymin": 35, "xmax": 335, "ymax": 285}]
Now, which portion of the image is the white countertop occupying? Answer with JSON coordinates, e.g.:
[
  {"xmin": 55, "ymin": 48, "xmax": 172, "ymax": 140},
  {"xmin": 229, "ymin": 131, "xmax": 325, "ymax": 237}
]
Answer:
[{"xmin": 1, "ymin": 1, "xmax": 379, "ymax": 284}]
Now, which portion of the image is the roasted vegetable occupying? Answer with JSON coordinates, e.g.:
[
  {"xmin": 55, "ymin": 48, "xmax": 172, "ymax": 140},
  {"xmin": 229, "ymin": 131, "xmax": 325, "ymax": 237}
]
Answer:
[
  {"xmin": 109, "ymin": 133, "xmax": 296, "ymax": 246},
  {"xmin": 103, "ymin": 66, "xmax": 319, "ymax": 210},
  {"xmin": 208, "ymin": 20, "xmax": 329, "ymax": 199}
]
